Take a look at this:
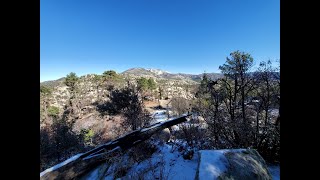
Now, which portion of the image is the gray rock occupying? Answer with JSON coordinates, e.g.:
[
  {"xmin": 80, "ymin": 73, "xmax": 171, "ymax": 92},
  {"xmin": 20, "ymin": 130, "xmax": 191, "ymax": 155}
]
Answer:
[
  {"xmin": 197, "ymin": 149, "xmax": 272, "ymax": 180},
  {"xmin": 157, "ymin": 128, "xmax": 171, "ymax": 143}
]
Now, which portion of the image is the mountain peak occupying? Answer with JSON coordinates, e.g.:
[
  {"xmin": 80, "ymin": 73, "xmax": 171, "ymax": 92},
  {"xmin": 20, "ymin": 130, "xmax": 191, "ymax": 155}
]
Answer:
[
  {"xmin": 146, "ymin": 68, "xmax": 170, "ymax": 75},
  {"xmin": 121, "ymin": 67, "xmax": 169, "ymax": 76}
]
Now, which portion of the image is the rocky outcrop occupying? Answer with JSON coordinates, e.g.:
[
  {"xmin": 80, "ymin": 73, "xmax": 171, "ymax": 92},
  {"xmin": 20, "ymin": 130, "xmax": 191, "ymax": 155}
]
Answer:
[
  {"xmin": 157, "ymin": 128, "xmax": 171, "ymax": 143},
  {"xmin": 197, "ymin": 149, "xmax": 272, "ymax": 180}
]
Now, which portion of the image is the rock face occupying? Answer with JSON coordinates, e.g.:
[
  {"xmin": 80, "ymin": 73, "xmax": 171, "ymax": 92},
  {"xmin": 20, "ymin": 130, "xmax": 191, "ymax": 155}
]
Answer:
[{"xmin": 197, "ymin": 149, "xmax": 272, "ymax": 180}]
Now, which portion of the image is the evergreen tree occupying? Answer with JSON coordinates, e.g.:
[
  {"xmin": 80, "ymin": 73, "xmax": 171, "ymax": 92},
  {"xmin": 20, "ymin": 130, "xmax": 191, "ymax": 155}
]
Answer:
[
  {"xmin": 137, "ymin": 77, "xmax": 149, "ymax": 92},
  {"xmin": 147, "ymin": 78, "xmax": 156, "ymax": 90},
  {"xmin": 65, "ymin": 72, "xmax": 79, "ymax": 93}
]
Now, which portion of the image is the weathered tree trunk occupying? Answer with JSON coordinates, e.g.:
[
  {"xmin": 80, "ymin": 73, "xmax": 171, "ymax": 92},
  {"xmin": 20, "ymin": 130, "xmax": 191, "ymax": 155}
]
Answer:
[
  {"xmin": 40, "ymin": 115, "xmax": 190, "ymax": 180},
  {"xmin": 255, "ymin": 106, "xmax": 261, "ymax": 148},
  {"xmin": 265, "ymin": 78, "xmax": 270, "ymax": 126},
  {"xmin": 232, "ymin": 77, "xmax": 238, "ymax": 121}
]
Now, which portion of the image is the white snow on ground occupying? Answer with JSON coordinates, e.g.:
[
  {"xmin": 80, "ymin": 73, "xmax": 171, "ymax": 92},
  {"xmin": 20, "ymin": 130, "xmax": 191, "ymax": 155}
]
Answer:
[
  {"xmin": 150, "ymin": 109, "xmax": 190, "ymax": 128},
  {"xmin": 75, "ymin": 143, "xmax": 280, "ymax": 180},
  {"xmin": 83, "ymin": 141, "xmax": 198, "ymax": 179},
  {"xmin": 268, "ymin": 165, "xmax": 280, "ymax": 180},
  {"xmin": 198, "ymin": 149, "xmax": 244, "ymax": 180},
  {"xmin": 40, "ymin": 153, "xmax": 83, "ymax": 177},
  {"xmin": 126, "ymin": 143, "xmax": 199, "ymax": 180},
  {"xmin": 151, "ymin": 110, "xmax": 168, "ymax": 123}
]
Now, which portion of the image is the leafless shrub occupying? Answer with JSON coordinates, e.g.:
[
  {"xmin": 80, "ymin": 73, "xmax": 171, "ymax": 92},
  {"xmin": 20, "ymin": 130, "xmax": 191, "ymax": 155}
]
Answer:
[
  {"xmin": 128, "ymin": 140, "xmax": 158, "ymax": 164},
  {"xmin": 171, "ymin": 97, "xmax": 190, "ymax": 116}
]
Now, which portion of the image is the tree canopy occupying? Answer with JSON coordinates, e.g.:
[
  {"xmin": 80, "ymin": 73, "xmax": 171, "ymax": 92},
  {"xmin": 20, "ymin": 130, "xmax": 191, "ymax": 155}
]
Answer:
[
  {"xmin": 147, "ymin": 78, "xmax": 156, "ymax": 90},
  {"xmin": 65, "ymin": 72, "xmax": 79, "ymax": 92},
  {"xmin": 137, "ymin": 77, "xmax": 148, "ymax": 91},
  {"xmin": 40, "ymin": 85, "xmax": 52, "ymax": 96},
  {"xmin": 102, "ymin": 70, "xmax": 118, "ymax": 80},
  {"xmin": 137, "ymin": 77, "xmax": 157, "ymax": 92},
  {"xmin": 219, "ymin": 50, "xmax": 253, "ymax": 79},
  {"xmin": 47, "ymin": 106, "xmax": 59, "ymax": 118}
]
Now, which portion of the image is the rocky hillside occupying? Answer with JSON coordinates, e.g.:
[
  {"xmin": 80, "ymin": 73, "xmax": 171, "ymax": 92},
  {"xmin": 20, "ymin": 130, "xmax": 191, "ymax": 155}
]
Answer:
[
  {"xmin": 40, "ymin": 68, "xmax": 221, "ymax": 135},
  {"xmin": 42, "ymin": 74, "xmax": 114, "ymax": 110},
  {"xmin": 40, "ymin": 68, "xmax": 223, "ymax": 111},
  {"xmin": 122, "ymin": 68, "xmax": 223, "ymax": 99}
]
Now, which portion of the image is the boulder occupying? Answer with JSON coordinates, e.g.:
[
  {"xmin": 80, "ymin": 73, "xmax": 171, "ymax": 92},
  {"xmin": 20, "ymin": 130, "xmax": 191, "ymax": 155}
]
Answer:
[
  {"xmin": 197, "ymin": 149, "xmax": 272, "ymax": 180},
  {"xmin": 157, "ymin": 128, "xmax": 171, "ymax": 143}
]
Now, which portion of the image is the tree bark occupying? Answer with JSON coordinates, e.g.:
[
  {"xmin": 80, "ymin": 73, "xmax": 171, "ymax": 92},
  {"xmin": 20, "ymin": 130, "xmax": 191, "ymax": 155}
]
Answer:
[{"xmin": 40, "ymin": 115, "xmax": 190, "ymax": 180}]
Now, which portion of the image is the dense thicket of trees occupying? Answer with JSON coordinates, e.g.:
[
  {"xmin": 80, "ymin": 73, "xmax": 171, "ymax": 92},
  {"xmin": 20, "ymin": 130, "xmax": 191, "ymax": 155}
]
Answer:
[{"xmin": 191, "ymin": 51, "xmax": 280, "ymax": 163}]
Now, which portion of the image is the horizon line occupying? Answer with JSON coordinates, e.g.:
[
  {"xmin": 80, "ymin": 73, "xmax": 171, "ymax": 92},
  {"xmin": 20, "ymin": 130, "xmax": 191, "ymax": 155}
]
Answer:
[{"xmin": 40, "ymin": 67, "xmax": 223, "ymax": 83}]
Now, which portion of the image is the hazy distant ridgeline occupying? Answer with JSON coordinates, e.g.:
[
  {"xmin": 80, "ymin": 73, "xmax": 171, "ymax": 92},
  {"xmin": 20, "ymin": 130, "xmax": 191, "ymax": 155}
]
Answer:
[
  {"xmin": 41, "ymin": 67, "xmax": 279, "ymax": 86},
  {"xmin": 41, "ymin": 68, "xmax": 224, "ymax": 85}
]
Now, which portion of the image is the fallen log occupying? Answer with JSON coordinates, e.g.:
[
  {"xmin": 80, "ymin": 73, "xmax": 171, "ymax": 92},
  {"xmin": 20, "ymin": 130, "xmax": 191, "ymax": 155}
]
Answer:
[{"xmin": 40, "ymin": 114, "xmax": 191, "ymax": 180}]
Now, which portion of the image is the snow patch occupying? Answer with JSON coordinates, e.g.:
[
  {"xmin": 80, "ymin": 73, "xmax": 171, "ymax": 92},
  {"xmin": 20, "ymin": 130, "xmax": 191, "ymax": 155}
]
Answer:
[
  {"xmin": 40, "ymin": 153, "xmax": 84, "ymax": 177},
  {"xmin": 146, "ymin": 68, "xmax": 170, "ymax": 75},
  {"xmin": 151, "ymin": 110, "xmax": 168, "ymax": 123},
  {"xmin": 79, "ymin": 143, "xmax": 279, "ymax": 180},
  {"xmin": 126, "ymin": 143, "xmax": 199, "ymax": 180}
]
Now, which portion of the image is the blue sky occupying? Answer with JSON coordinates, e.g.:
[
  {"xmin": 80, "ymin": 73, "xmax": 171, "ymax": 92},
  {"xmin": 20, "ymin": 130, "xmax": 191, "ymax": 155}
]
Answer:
[{"xmin": 40, "ymin": 0, "xmax": 279, "ymax": 82}]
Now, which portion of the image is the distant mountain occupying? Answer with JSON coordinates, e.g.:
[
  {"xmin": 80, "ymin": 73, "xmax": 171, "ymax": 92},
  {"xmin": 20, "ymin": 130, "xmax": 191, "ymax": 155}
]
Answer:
[
  {"xmin": 121, "ymin": 68, "xmax": 162, "ymax": 77},
  {"xmin": 41, "ymin": 68, "xmax": 281, "ymax": 88},
  {"xmin": 40, "ymin": 68, "xmax": 224, "ymax": 88},
  {"xmin": 121, "ymin": 67, "xmax": 223, "ymax": 82},
  {"xmin": 41, "ymin": 77, "xmax": 65, "ymax": 88},
  {"xmin": 174, "ymin": 73, "xmax": 224, "ymax": 82},
  {"xmin": 248, "ymin": 71, "xmax": 280, "ymax": 80}
]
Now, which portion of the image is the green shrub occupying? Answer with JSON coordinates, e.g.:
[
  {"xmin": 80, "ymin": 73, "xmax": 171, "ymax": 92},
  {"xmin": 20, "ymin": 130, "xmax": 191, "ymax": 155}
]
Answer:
[
  {"xmin": 47, "ymin": 106, "xmax": 59, "ymax": 118},
  {"xmin": 80, "ymin": 129, "xmax": 94, "ymax": 144}
]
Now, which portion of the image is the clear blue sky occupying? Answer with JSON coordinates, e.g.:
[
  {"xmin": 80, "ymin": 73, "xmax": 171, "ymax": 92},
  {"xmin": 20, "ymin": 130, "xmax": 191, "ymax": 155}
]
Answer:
[{"xmin": 40, "ymin": 0, "xmax": 279, "ymax": 82}]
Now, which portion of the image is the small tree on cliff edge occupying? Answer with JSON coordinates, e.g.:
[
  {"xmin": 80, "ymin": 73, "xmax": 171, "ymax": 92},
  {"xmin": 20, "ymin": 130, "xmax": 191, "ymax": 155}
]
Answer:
[{"xmin": 65, "ymin": 72, "xmax": 79, "ymax": 94}]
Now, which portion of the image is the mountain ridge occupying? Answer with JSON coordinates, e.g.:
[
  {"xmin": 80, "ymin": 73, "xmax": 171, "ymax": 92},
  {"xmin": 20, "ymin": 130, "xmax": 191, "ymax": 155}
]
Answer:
[
  {"xmin": 41, "ymin": 67, "xmax": 224, "ymax": 85},
  {"xmin": 41, "ymin": 67, "xmax": 279, "ymax": 85}
]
